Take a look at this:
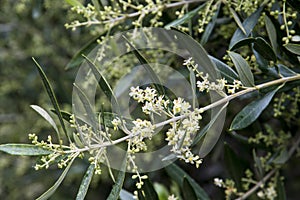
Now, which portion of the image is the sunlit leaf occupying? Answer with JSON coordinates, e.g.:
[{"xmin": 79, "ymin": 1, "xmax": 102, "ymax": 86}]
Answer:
[
  {"xmin": 165, "ymin": 3, "xmax": 206, "ymax": 29},
  {"xmin": 165, "ymin": 164, "xmax": 210, "ymax": 200},
  {"xmin": 0, "ymin": 144, "xmax": 53, "ymax": 156},
  {"xmin": 32, "ymin": 58, "xmax": 69, "ymax": 141},
  {"xmin": 76, "ymin": 164, "xmax": 95, "ymax": 200},
  {"xmin": 36, "ymin": 156, "xmax": 76, "ymax": 200},
  {"xmin": 285, "ymin": 43, "xmax": 300, "ymax": 55},
  {"xmin": 228, "ymin": 51, "xmax": 254, "ymax": 87}
]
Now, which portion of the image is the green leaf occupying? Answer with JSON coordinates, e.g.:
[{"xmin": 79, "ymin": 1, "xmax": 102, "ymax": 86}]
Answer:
[
  {"xmin": 83, "ymin": 55, "xmax": 122, "ymax": 116},
  {"xmin": 193, "ymin": 103, "xmax": 228, "ymax": 145},
  {"xmin": 230, "ymin": 38, "xmax": 257, "ymax": 51},
  {"xmin": 50, "ymin": 109, "xmax": 72, "ymax": 122},
  {"xmin": 153, "ymin": 183, "xmax": 169, "ymax": 200},
  {"xmin": 165, "ymin": 164, "xmax": 210, "ymax": 200},
  {"xmin": 122, "ymin": 35, "xmax": 165, "ymax": 96},
  {"xmin": 275, "ymin": 173, "xmax": 287, "ymax": 200},
  {"xmin": 285, "ymin": 43, "xmax": 300, "ymax": 55},
  {"xmin": 229, "ymin": 7, "xmax": 246, "ymax": 35},
  {"xmin": 200, "ymin": 3, "xmax": 220, "ymax": 45},
  {"xmin": 189, "ymin": 68, "xmax": 197, "ymax": 109},
  {"xmin": 182, "ymin": 177, "xmax": 197, "ymax": 200},
  {"xmin": 264, "ymin": 15, "xmax": 278, "ymax": 55},
  {"xmin": 120, "ymin": 189, "xmax": 135, "ymax": 200},
  {"xmin": 73, "ymin": 83, "xmax": 98, "ymax": 131},
  {"xmin": 0, "ymin": 144, "xmax": 53, "ymax": 156},
  {"xmin": 228, "ymin": 51, "xmax": 254, "ymax": 87},
  {"xmin": 253, "ymin": 150, "xmax": 264, "ymax": 178},
  {"xmin": 76, "ymin": 164, "xmax": 95, "ymax": 200},
  {"xmin": 229, "ymin": 6, "xmax": 264, "ymax": 49},
  {"xmin": 165, "ymin": 3, "xmax": 206, "ymax": 29},
  {"xmin": 31, "ymin": 105, "xmax": 60, "ymax": 140},
  {"xmin": 171, "ymin": 27, "xmax": 219, "ymax": 80},
  {"xmin": 224, "ymin": 144, "xmax": 247, "ymax": 190},
  {"xmin": 73, "ymin": 132, "xmax": 85, "ymax": 148},
  {"xmin": 32, "ymin": 58, "xmax": 69, "ymax": 141},
  {"xmin": 277, "ymin": 64, "xmax": 297, "ymax": 77},
  {"xmin": 230, "ymin": 87, "xmax": 280, "ymax": 130},
  {"xmin": 36, "ymin": 156, "xmax": 76, "ymax": 200},
  {"xmin": 210, "ymin": 56, "xmax": 239, "ymax": 83},
  {"xmin": 272, "ymin": 148, "xmax": 289, "ymax": 164},
  {"xmin": 138, "ymin": 178, "xmax": 159, "ymax": 200},
  {"xmin": 64, "ymin": 0, "xmax": 83, "ymax": 8},
  {"xmin": 253, "ymin": 37, "xmax": 277, "ymax": 61},
  {"xmin": 65, "ymin": 35, "xmax": 100, "ymax": 70},
  {"xmin": 107, "ymin": 157, "xmax": 127, "ymax": 200}
]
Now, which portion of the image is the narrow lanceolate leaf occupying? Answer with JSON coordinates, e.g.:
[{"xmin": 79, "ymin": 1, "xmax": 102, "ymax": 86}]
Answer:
[
  {"xmin": 83, "ymin": 55, "xmax": 121, "ymax": 116},
  {"xmin": 107, "ymin": 156, "xmax": 127, "ymax": 200},
  {"xmin": 64, "ymin": 0, "xmax": 83, "ymax": 8},
  {"xmin": 264, "ymin": 15, "xmax": 278, "ymax": 55},
  {"xmin": 73, "ymin": 83, "xmax": 98, "ymax": 131},
  {"xmin": 137, "ymin": 179, "xmax": 159, "ymax": 200},
  {"xmin": 229, "ymin": 38, "xmax": 256, "ymax": 51},
  {"xmin": 228, "ymin": 51, "xmax": 254, "ymax": 87},
  {"xmin": 275, "ymin": 173, "xmax": 287, "ymax": 200},
  {"xmin": 120, "ymin": 189, "xmax": 135, "ymax": 200},
  {"xmin": 165, "ymin": 164, "xmax": 210, "ymax": 200},
  {"xmin": 0, "ymin": 144, "xmax": 52, "ymax": 156},
  {"xmin": 32, "ymin": 58, "xmax": 69, "ymax": 141},
  {"xmin": 165, "ymin": 3, "xmax": 206, "ymax": 29},
  {"xmin": 230, "ymin": 87, "xmax": 280, "ymax": 130},
  {"xmin": 182, "ymin": 177, "xmax": 197, "ymax": 200},
  {"xmin": 200, "ymin": 3, "xmax": 220, "ymax": 45},
  {"xmin": 210, "ymin": 56, "xmax": 239, "ymax": 83},
  {"xmin": 76, "ymin": 164, "xmax": 95, "ymax": 200},
  {"xmin": 189, "ymin": 68, "xmax": 197, "ymax": 109},
  {"xmin": 31, "ymin": 105, "xmax": 60, "ymax": 139},
  {"xmin": 51, "ymin": 109, "xmax": 72, "ymax": 122},
  {"xmin": 285, "ymin": 43, "xmax": 300, "ymax": 55},
  {"xmin": 229, "ymin": 6, "xmax": 264, "ymax": 49},
  {"xmin": 36, "ymin": 156, "xmax": 76, "ymax": 200},
  {"xmin": 122, "ymin": 36, "xmax": 165, "ymax": 96},
  {"xmin": 229, "ymin": 7, "xmax": 246, "ymax": 35},
  {"xmin": 193, "ymin": 103, "xmax": 228, "ymax": 146},
  {"xmin": 253, "ymin": 37, "xmax": 277, "ymax": 62}
]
